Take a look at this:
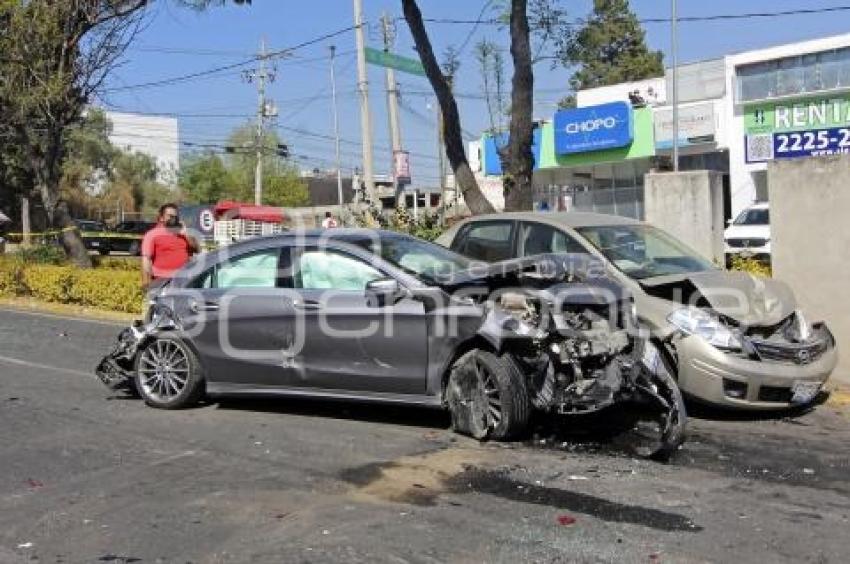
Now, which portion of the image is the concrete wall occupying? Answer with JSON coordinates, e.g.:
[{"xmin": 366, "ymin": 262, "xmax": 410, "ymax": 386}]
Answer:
[
  {"xmin": 644, "ymin": 170, "xmax": 725, "ymax": 264},
  {"xmin": 769, "ymin": 155, "xmax": 850, "ymax": 385}
]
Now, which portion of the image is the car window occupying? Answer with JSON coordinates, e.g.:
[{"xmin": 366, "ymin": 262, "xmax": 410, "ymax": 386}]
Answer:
[
  {"xmin": 295, "ymin": 250, "xmax": 383, "ymax": 290},
  {"xmin": 194, "ymin": 249, "xmax": 281, "ymax": 289},
  {"xmin": 455, "ymin": 221, "xmax": 514, "ymax": 262},
  {"xmin": 519, "ymin": 222, "xmax": 587, "ymax": 256},
  {"xmin": 733, "ymin": 208, "xmax": 769, "ymax": 225}
]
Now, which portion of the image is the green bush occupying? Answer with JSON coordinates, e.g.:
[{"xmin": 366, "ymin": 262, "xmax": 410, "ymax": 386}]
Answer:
[
  {"xmin": 68, "ymin": 269, "xmax": 143, "ymax": 313},
  {"xmin": 729, "ymin": 255, "xmax": 772, "ymax": 277},
  {"xmin": 21, "ymin": 265, "xmax": 76, "ymax": 302},
  {"xmin": 0, "ymin": 259, "xmax": 142, "ymax": 314},
  {"xmin": 0, "ymin": 259, "xmax": 24, "ymax": 297},
  {"xmin": 13, "ymin": 244, "xmax": 67, "ymax": 265},
  {"xmin": 91, "ymin": 256, "xmax": 141, "ymax": 271}
]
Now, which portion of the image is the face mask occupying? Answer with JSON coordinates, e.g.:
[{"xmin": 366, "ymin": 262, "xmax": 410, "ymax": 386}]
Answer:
[{"xmin": 165, "ymin": 216, "xmax": 180, "ymax": 228}]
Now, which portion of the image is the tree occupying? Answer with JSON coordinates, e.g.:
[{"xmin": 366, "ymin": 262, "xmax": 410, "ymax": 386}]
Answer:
[
  {"xmin": 179, "ymin": 154, "xmax": 234, "ymax": 205},
  {"xmin": 0, "ymin": 0, "xmax": 149, "ymax": 266},
  {"xmin": 560, "ymin": 0, "xmax": 663, "ymax": 95},
  {"xmin": 224, "ymin": 123, "xmax": 309, "ymax": 207},
  {"xmin": 179, "ymin": 123, "xmax": 309, "ymax": 208},
  {"xmin": 404, "ymin": 0, "xmax": 546, "ymax": 212},
  {"xmin": 401, "ymin": 0, "xmax": 495, "ymax": 215}
]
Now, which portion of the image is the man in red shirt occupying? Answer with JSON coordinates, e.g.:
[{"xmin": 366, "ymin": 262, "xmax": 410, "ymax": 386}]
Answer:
[{"xmin": 141, "ymin": 203, "xmax": 200, "ymax": 288}]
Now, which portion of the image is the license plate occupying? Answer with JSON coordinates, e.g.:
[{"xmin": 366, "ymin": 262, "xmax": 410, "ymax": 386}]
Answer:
[
  {"xmin": 790, "ymin": 381, "xmax": 821, "ymax": 404},
  {"xmin": 90, "ymin": 241, "xmax": 99, "ymax": 246}
]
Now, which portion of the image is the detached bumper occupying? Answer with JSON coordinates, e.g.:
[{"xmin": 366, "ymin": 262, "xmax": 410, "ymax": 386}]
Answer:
[{"xmin": 676, "ymin": 334, "xmax": 837, "ymax": 410}]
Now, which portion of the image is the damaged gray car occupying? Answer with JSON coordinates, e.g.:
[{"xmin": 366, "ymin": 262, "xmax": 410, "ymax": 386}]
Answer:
[{"xmin": 96, "ymin": 230, "xmax": 686, "ymax": 458}]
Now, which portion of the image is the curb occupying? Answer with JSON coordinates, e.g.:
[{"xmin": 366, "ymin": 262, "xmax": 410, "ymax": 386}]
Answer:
[{"xmin": 0, "ymin": 297, "xmax": 136, "ymax": 324}]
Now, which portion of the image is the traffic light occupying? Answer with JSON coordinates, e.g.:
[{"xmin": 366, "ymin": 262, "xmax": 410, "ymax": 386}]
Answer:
[{"xmin": 276, "ymin": 143, "xmax": 289, "ymax": 158}]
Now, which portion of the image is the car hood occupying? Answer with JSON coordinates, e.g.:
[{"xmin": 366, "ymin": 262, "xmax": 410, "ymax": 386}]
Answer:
[
  {"xmin": 435, "ymin": 253, "xmax": 628, "ymax": 303},
  {"xmin": 724, "ymin": 224, "xmax": 771, "ymax": 240},
  {"xmin": 640, "ymin": 270, "xmax": 796, "ymax": 326}
]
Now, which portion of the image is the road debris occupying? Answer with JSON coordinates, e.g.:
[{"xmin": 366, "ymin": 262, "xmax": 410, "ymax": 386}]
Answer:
[{"xmin": 556, "ymin": 515, "xmax": 577, "ymax": 526}]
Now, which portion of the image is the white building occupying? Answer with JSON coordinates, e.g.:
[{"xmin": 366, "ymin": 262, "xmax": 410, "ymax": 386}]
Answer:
[
  {"xmin": 104, "ymin": 111, "xmax": 180, "ymax": 185},
  {"xmin": 572, "ymin": 32, "xmax": 850, "ymax": 218}
]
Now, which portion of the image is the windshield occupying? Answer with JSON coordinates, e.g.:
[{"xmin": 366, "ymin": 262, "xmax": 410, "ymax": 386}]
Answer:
[
  {"xmin": 349, "ymin": 235, "xmax": 472, "ymax": 283},
  {"xmin": 733, "ymin": 207, "xmax": 769, "ymax": 225},
  {"xmin": 576, "ymin": 224, "xmax": 715, "ymax": 280}
]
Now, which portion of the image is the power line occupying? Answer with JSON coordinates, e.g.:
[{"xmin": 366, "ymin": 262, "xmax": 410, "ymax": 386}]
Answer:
[
  {"xmin": 414, "ymin": 5, "xmax": 850, "ymax": 27},
  {"xmin": 103, "ymin": 25, "xmax": 359, "ymax": 93}
]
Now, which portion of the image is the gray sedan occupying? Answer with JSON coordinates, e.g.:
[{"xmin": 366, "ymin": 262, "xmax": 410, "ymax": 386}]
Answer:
[{"xmin": 97, "ymin": 230, "xmax": 686, "ymax": 457}]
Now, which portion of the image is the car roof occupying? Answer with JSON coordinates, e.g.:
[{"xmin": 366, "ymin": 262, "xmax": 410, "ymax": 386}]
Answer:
[
  {"xmin": 456, "ymin": 211, "xmax": 642, "ymax": 229},
  {"xmin": 208, "ymin": 228, "xmax": 414, "ymax": 255}
]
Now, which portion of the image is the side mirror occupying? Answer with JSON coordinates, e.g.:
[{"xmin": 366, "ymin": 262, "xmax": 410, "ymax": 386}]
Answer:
[{"xmin": 365, "ymin": 277, "xmax": 405, "ymax": 307}]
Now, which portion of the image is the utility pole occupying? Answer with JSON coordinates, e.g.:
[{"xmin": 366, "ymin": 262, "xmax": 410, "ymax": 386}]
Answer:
[
  {"xmin": 353, "ymin": 0, "xmax": 375, "ymax": 202},
  {"xmin": 243, "ymin": 37, "xmax": 277, "ymax": 205},
  {"xmin": 380, "ymin": 11, "xmax": 404, "ymax": 208},
  {"xmin": 329, "ymin": 45, "xmax": 344, "ymax": 212},
  {"xmin": 671, "ymin": 0, "xmax": 680, "ymax": 172},
  {"xmin": 435, "ymin": 100, "xmax": 447, "ymax": 225}
]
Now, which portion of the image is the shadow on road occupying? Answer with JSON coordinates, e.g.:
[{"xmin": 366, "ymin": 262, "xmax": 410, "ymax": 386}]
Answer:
[
  {"xmin": 214, "ymin": 396, "xmax": 452, "ymax": 430},
  {"xmin": 684, "ymin": 390, "xmax": 829, "ymax": 422}
]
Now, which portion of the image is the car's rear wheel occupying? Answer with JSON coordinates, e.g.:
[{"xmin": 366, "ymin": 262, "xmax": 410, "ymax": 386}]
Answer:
[
  {"xmin": 135, "ymin": 335, "xmax": 204, "ymax": 409},
  {"xmin": 446, "ymin": 350, "xmax": 530, "ymax": 440}
]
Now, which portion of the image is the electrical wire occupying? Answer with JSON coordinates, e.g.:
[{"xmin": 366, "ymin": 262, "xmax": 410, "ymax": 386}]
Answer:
[
  {"xmin": 413, "ymin": 5, "xmax": 850, "ymax": 27},
  {"xmin": 103, "ymin": 25, "xmax": 358, "ymax": 93}
]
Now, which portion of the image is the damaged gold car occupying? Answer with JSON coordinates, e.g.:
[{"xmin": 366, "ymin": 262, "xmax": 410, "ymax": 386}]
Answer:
[{"xmin": 438, "ymin": 213, "xmax": 838, "ymax": 410}]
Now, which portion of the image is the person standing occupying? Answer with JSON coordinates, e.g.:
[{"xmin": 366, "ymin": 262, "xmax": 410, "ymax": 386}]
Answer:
[
  {"xmin": 141, "ymin": 203, "xmax": 200, "ymax": 289},
  {"xmin": 321, "ymin": 211, "xmax": 339, "ymax": 229}
]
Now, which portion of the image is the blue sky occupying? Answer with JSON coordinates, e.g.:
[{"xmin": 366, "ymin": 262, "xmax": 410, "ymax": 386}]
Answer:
[{"xmin": 100, "ymin": 0, "xmax": 850, "ymax": 186}]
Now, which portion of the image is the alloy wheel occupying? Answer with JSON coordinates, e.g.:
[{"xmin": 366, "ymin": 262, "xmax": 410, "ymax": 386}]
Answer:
[{"xmin": 138, "ymin": 339, "xmax": 191, "ymax": 402}]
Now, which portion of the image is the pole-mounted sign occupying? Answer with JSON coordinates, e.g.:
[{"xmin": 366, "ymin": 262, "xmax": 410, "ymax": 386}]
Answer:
[{"xmin": 365, "ymin": 47, "xmax": 425, "ymax": 77}]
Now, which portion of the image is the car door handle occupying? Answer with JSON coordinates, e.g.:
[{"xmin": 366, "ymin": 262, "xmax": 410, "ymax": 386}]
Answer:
[
  {"xmin": 293, "ymin": 300, "xmax": 323, "ymax": 311},
  {"xmin": 189, "ymin": 299, "xmax": 219, "ymax": 313}
]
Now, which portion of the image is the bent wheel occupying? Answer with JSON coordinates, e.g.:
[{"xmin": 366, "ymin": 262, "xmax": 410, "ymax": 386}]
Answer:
[
  {"xmin": 135, "ymin": 335, "xmax": 204, "ymax": 409},
  {"xmin": 446, "ymin": 350, "xmax": 530, "ymax": 441}
]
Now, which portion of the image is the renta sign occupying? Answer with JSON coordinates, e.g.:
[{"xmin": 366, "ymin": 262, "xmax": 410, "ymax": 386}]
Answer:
[
  {"xmin": 553, "ymin": 101, "xmax": 634, "ymax": 155},
  {"xmin": 745, "ymin": 97, "xmax": 850, "ymax": 134}
]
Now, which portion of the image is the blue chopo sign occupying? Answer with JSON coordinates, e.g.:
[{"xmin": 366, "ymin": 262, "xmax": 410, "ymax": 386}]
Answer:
[{"xmin": 554, "ymin": 101, "xmax": 634, "ymax": 155}]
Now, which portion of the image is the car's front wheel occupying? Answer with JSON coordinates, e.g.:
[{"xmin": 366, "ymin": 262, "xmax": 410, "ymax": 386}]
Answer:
[
  {"xmin": 446, "ymin": 350, "xmax": 530, "ymax": 440},
  {"xmin": 134, "ymin": 335, "xmax": 204, "ymax": 409}
]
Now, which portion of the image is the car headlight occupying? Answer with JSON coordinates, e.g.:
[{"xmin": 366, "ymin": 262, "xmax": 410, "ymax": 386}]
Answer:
[{"xmin": 667, "ymin": 307, "xmax": 741, "ymax": 351}]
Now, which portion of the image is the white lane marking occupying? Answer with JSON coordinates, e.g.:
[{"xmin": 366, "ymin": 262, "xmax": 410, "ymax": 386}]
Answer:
[
  {"xmin": 0, "ymin": 354, "xmax": 94, "ymax": 378},
  {"xmin": 0, "ymin": 307, "xmax": 127, "ymax": 327},
  {"xmin": 150, "ymin": 450, "xmax": 197, "ymax": 467}
]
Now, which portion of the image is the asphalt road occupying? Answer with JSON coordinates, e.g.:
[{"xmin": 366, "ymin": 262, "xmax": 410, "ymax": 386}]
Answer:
[{"xmin": 1, "ymin": 307, "xmax": 848, "ymax": 564}]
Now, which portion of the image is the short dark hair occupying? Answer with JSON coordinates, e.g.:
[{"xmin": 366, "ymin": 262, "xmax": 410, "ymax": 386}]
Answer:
[
  {"xmin": 158, "ymin": 203, "xmax": 178, "ymax": 218},
  {"xmin": 325, "ymin": 211, "xmax": 332, "ymax": 218}
]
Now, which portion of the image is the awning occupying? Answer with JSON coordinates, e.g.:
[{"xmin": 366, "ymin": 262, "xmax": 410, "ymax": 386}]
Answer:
[{"xmin": 213, "ymin": 201, "xmax": 285, "ymax": 223}]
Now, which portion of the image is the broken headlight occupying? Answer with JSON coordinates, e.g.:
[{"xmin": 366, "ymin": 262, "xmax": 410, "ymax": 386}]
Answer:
[{"xmin": 667, "ymin": 307, "xmax": 741, "ymax": 351}]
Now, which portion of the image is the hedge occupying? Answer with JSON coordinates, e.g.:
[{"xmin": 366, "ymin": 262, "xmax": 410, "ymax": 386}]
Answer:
[{"xmin": 0, "ymin": 259, "xmax": 143, "ymax": 314}]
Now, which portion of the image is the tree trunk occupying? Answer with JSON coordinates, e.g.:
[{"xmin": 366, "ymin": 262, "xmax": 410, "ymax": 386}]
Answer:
[
  {"xmin": 35, "ymin": 132, "xmax": 92, "ymax": 268},
  {"xmin": 401, "ymin": 0, "xmax": 496, "ymax": 216},
  {"xmin": 503, "ymin": 0, "xmax": 535, "ymax": 212}
]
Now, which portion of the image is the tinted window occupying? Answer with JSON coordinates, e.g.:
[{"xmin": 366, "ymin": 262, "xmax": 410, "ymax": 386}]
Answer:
[
  {"xmin": 519, "ymin": 222, "xmax": 587, "ymax": 256},
  {"xmin": 192, "ymin": 249, "xmax": 280, "ymax": 289},
  {"xmin": 455, "ymin": 221, "xmax": 514, "ymax": 262},
  {"xmin": 295, "ymin": 250, "xmax": 382, "ymax": 290}
]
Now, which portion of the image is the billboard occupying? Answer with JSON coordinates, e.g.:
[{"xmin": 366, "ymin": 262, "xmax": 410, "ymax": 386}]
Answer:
[
  {"xmin": 654, "ymin": 102, "xmax": 716, "ymax": 149},
  {"xmin": 553, "ymin": 101, "xmax": 634, "ymax": 155},
  {"xmin": 745, "ymin": 96, "xmax": 850, "ymax": 162},
  {"xmin": 482, "ymin": 126, "xmax": 543, "ymax": 176}
]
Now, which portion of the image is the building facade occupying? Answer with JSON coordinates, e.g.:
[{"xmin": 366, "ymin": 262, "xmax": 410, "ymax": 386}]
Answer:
[
  {"xmin": 475, "ymin": 33, "xmax": 850, "ymax": 221},
  {"xmin": 105, "ymin": 111, "xmax": 180, "ymax": 185}
]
